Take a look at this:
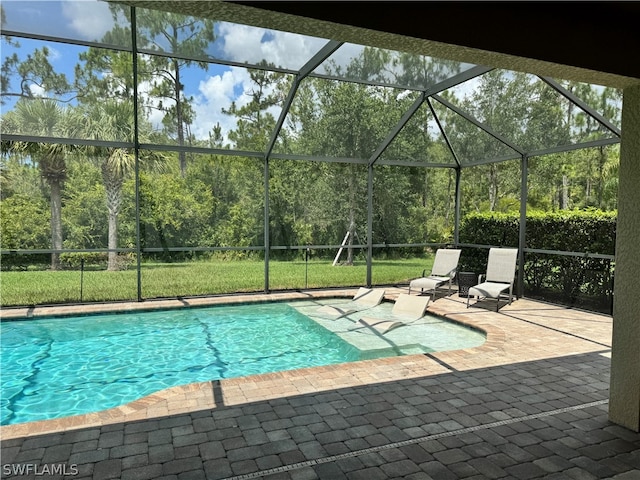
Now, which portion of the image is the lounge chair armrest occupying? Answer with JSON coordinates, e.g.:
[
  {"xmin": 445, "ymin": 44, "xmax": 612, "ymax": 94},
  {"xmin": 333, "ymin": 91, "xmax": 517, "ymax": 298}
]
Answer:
[{"xmin": 478, "ymin": 274, "xmax": 485, "ymax": 283}]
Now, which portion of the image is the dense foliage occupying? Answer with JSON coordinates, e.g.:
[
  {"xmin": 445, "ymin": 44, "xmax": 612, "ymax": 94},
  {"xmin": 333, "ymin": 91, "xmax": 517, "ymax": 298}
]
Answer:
[{"xmin": 459, "ymin": 210, "xmax": 616, "ymax": 313}]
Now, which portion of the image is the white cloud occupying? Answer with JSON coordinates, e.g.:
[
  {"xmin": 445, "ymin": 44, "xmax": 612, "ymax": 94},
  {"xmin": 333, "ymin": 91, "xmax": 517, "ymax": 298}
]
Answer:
[
  {"xmin": 136, "ymin": 65, "xmax": 249, "ymax": 145},
  {"xmin": 61, "ymin": 0, "xmax": 115, "ymax": 41},
  {"xmin": 192, "ymin": 67, "xmax": 251, "ymax": 144},
  {"xmin": 217, "ymin": 22, "xmax": 326, "ymax": 70},
  {"xmin": 45, "ymin": 45, "xmax": 62, "ymax": 62},
  {"xmin": 447, "ymin": 76, "xmax": 481, "ymax": 101},
  {"xmin": 29, "ymin": 84, "xmax": 46, "ymax": 97},
  {"xmin": 191, "ymin": 65, "xmax": 285, "ymax": 147}
]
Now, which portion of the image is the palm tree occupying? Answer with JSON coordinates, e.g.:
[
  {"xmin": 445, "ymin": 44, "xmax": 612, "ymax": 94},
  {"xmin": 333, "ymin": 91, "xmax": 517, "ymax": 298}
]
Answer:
[
  {"xmin": 1, "ymin": 98, "xmax": 81, "ymax": 269},
  {"xmin": 83, "ymin": 99, "xmax": 166, "ymax": 271}
]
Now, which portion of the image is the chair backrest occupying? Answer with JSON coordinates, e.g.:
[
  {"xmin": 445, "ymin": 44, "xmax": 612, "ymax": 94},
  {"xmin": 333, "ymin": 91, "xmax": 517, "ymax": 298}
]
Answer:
[
  {"xmin": 391, "ymin": 294, "xmax": 430, "ymax": 319},
  {"xmin": 353, "ymin": 287, "xmax": 385, "ymax": 306},
  {"xmin": 485, "ymin": 248, "xmax": 518, "ymax": 284},
  {"xmin": 430, "ymin": 249, "xmax": 462, "ymax": 277}
]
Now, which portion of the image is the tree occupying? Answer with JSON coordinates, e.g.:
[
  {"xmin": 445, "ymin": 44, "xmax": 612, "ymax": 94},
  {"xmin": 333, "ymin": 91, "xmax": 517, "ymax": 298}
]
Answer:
[
  {"xmin": 1, "ymin": 46, "xmax": 71, "ymax": 105},
  {"xmin": 566, "ymin": 83, "xmax": 622, "ymax": 209},
  {"xmin": 1, "ymin": 99, "xmax": 82, "ymax": 269},
  {"xmin": 83, "ymin": 100, "xmax": 167, "ymax": 270},
  {"xmin": 74, "ymin": 22, "xmax": 168, "ymax": 270},
  {"xmin": 0, "ymin": 194, "xmax": 50, "ymax": 250},
  {"xmin": 222, "ymin": 62, "xmax": 291, "ymax": 150},
  {"xmin": 1, "ymin": 18, "xmax": 80, "ymax": 270},
  {"xmin": 302, "ymin": 79, "xmax": 383, "ymax": 263},
  {"xmin": 220, "ymin": 63, "xmax": 290, "ymax": 253},
  {"xmin": 134, "ymin": 8, "xmax": 215, "ymax": 176}
]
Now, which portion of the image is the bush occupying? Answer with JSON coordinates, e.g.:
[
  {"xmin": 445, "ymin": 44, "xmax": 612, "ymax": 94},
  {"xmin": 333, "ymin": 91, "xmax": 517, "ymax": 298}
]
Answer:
[
  {"xmin": 59, "ymin": 252, "xmax": 135, "ymax": 271},
  {"xmin": 60, "ymin": 252, "xmax": 108, "ymax": 270},
  {"xmin": 458, "ymin": 209, "xmax": 616, "ymax": 313},
  {"xmin": 0, "ymin": 195, "xmax": 51, "ymax": 270}
]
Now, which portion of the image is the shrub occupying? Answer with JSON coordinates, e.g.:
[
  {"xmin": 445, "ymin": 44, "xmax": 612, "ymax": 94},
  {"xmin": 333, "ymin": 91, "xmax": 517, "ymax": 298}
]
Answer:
[{"xmin": 458, "ymin": 209, "xmax": 616, "ymax": 313}]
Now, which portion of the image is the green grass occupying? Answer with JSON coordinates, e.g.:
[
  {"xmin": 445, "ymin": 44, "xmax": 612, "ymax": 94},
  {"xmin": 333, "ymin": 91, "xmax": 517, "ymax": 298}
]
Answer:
[{"xmin": 0, "ymin": 257, "xmax": 433, "ymax": 307}]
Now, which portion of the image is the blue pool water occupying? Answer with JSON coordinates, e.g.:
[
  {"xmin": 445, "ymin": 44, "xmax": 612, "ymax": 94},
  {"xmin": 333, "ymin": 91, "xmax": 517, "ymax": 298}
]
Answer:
[{"xmin": 0, "ymin": 303, "xmax": 364, "ymax": 426}]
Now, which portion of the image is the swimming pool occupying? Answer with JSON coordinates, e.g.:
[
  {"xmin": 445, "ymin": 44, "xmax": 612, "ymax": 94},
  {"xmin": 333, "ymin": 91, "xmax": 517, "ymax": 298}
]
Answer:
[{"xmin": 0, "ymin": 300, "xmax": 485, "ymax": 425}]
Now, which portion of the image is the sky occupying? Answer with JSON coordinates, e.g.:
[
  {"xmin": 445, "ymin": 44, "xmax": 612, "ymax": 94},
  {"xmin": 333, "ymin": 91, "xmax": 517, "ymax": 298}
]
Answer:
[
  {"xmin": 0, "ymin": 0, "xmax": 333, "ymax": 143},
  {"xmin": 1, "ymin": 0, "xmax": 487, "ymax": 144}
]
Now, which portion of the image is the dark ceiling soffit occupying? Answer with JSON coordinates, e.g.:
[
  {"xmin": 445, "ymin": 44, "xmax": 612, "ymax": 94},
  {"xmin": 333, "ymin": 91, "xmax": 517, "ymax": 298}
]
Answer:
[{"xmin": 230, "ymin": 1, "xmax": 640, "ymax": 80}]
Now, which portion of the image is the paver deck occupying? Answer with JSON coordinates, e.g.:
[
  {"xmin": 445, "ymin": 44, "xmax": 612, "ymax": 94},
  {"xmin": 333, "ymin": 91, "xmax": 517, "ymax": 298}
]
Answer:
[{"xmin": 1, "ymin": 288, "xmax": 639, "ymax": 479}]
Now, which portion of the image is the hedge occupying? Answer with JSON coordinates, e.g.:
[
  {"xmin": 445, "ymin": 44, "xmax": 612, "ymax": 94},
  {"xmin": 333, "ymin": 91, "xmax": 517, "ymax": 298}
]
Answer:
[{"xmin": 458, "ymin": 210, "xmax": 616, "ymax": 314}]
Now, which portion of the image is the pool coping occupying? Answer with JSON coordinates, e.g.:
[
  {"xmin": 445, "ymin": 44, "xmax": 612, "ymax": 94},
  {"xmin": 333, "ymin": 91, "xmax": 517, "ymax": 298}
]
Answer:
[{"xmin": 0, "ymin": 288, "xmax": 612, "ymax": 440}]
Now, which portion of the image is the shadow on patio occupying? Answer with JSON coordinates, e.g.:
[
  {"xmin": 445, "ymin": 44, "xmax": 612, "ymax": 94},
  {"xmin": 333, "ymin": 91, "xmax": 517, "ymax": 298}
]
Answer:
[{"xmin": 1, "ymin": 351, "xmax": 639, "ymax": 479}]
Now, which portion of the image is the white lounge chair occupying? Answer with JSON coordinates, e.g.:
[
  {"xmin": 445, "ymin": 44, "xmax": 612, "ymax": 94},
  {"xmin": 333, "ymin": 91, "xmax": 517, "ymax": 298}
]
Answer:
[
  {"xmin": 316, "ymin": 287, "xmax": 385, "ymax": 318},
  {"xmin": 466, "ymin": 248, "xmax": 518, "ymax": 311},
  {"xmin": 409, "ymin": 248, "xmax": 462, "ymax": 299},
  {"xmin": 358, "ymin": 293, "xmax": 430, "ymax": 333}
]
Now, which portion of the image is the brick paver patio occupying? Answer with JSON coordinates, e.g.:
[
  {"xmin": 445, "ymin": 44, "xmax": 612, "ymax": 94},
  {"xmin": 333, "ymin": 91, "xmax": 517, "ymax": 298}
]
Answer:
[{"xmin": 1, "ymin": 288, "xmax": 639, "ymax": 479}]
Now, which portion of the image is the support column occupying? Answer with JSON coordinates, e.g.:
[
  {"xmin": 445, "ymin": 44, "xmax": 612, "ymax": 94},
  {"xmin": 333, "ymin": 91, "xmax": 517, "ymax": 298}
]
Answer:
[
  {"xmin": 453, "ymin": 167, "xmax": 461, "ymax": 246},
  {"xmin": 264, "ymin": 156, "xmax": 270, "ymax": 293},
  {"xmin": 609, "ymin": 84, "xmax": 640, "ymax": 432},
  {"xmin": 518, "ymin": 154, "xmax": 527, "ymax": 299},
  {"xmin": 366, "ymin": 163, "xmax": 374, "ymax": 287}
]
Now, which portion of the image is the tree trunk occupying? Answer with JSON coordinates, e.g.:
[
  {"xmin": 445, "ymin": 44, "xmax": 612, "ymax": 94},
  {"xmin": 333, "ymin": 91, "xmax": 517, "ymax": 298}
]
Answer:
[
  {"xmin": 107, "ymin": 208, "xmax": 119, "ymax": 271},
  {"xmin": 174, "ymin": 60, "xmax": 187, "ymax": 177},
  {"xmin": 346, "ymin": 215, "xmax": 356, "ymax": 266},
  {"xmin": 49, "ymin": 178, "xmax": 63, "ymax": 271},
  {"xmin": 102, "ymin": 162, "xmax": 123, "ymax": 271},
  {"xmin": 346, "ymin": 166, "xmax": 356, "ymax": 265},
  {"xmin": 445, "ymin": 169, "xmax": 452, "ymax": 222},
  {"xmin": 560, "ymin": 174, "xmax": 570, "ymax": 209},
  {"xmin": 423, "ymin": 169, "xmax": 428, "ymax": 208},
  {"xmin": 488, "ymin": 164, "xmax": 498, "ymax": 211},
  {"xmin": 597, "ymin": 146, "xmax": 606, "ymax": 208}
]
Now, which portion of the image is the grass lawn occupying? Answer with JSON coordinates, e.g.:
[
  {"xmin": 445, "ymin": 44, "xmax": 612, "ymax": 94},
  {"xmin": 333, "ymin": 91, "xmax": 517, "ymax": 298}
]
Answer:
[{"xmin": 0, "ymin": 257, "xmax": 433, "ymax": 307}]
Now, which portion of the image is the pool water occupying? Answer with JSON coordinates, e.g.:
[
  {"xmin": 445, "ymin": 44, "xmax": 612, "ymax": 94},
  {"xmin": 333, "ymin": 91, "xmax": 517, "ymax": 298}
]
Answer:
[
  {"xmin": 1, "ymin": 303, "xmax": 364, "ymax": 426},
  {"xmin": 0, "ymin": 300, "xmax": 486, "ymax": 426}
]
